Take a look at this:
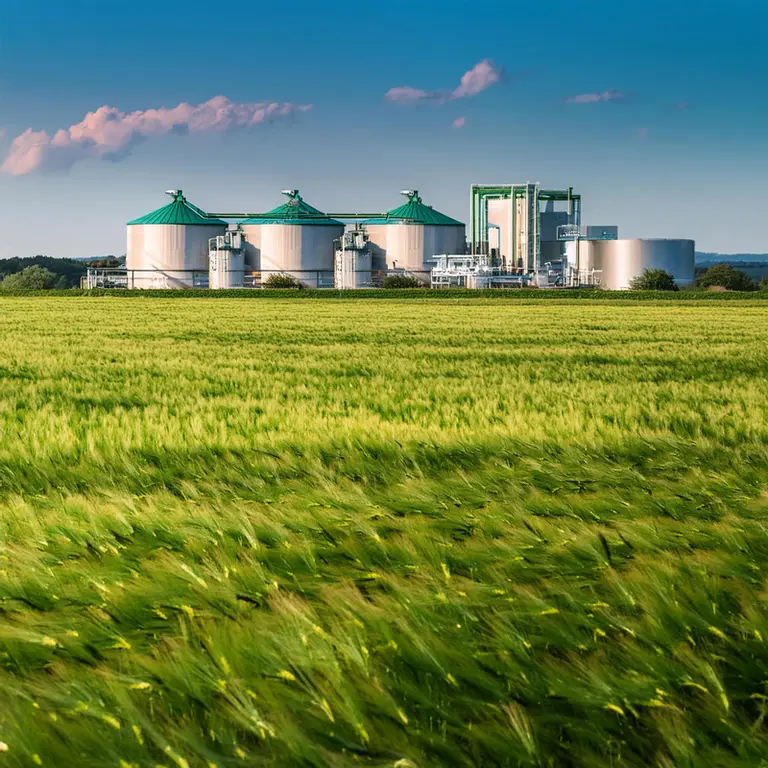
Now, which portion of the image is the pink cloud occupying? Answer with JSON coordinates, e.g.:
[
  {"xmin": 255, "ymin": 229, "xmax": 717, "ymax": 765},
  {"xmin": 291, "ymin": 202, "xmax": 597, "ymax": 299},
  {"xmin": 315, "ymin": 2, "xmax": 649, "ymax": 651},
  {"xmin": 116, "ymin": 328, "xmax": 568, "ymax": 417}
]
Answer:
[
  {"xmin": 451, "ymin": 60, "xmax": 502, "ymax": 99},
  {"xmin": 636, "ymin": 127, "xmax": 649, "ymax": 141},
  {"xmin": 673, "ymin": 102, "xmax": 690, "ymax": 110},
  {"xmin": 384, "ymin": 86, "xmax": 438, "ymax": 103},
  {"xmin": 452, "ymin": 116, "xmax": 467, "ymax": 129},
  {"xmin": 1, "ymin": 96, "xmax": 312, "ymax": 176},
  {"xmin": 564, "ymin": 89, "xmax": 626, "ymax": 104},
  {"xmin": 386, "ymin": 59, "xmax": 503, "ymax": 104}
]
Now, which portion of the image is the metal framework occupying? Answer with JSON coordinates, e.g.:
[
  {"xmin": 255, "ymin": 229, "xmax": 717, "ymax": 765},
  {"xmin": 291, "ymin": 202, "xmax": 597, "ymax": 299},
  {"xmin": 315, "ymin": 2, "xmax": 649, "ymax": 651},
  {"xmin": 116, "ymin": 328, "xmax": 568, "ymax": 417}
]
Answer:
[{"xmin": 469, "ymin": 183, "xmax": 582, "ymax": 273}]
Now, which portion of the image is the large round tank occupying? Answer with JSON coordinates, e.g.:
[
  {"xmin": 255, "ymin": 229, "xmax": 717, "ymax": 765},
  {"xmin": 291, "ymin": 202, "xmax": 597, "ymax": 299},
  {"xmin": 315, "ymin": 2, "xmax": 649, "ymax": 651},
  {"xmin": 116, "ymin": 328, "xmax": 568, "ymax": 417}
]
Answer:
[
  {"xmin": 593, "ymin": 239, "xmax": 695, "ymax": 290},
  {"xmin": 364, "ymin": 191, "xmax": 465, "ymax": 284},
  {"xmin": 127, "ymin": 190, "xmax": 226, "ymax": 289},
  {"xmin": 565, "ymin": 239, "xmax": 600, "ymax": 283},
  {"xmin": 241, "ymin": 190, "xmax": 343, "ymax": 288}
]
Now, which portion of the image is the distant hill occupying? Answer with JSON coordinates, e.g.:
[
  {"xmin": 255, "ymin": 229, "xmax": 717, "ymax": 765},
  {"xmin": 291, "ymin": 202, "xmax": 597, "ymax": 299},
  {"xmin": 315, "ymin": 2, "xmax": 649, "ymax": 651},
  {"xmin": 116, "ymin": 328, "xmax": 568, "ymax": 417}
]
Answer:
[
  {"xmin": 69, "ymin": 255, "xmax": 123, "ymax": 262},
  {"xmin": 696, "ymin": 252, "xmax": 768, "ymax": 264}
]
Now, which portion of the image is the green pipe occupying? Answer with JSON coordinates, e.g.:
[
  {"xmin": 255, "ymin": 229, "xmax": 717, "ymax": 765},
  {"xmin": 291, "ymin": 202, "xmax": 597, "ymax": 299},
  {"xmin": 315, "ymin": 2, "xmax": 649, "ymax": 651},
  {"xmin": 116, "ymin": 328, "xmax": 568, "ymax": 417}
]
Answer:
[{"xmin": 207, "ymin": 212, "xmax": 400, "ymax": 220}]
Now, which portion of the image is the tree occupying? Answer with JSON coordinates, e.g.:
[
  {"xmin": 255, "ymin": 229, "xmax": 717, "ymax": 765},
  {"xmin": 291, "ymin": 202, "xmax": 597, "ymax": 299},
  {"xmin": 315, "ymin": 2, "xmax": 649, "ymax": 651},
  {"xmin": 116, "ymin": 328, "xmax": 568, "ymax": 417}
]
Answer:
[
  {"xmin": 629, "ymin": 269, "xmax": 678, "ymax": 291},
  {"xmin": 381, "ymin": 274, "xmax": 425, "ymax": 289},
  {"xmin": 87, "ymin": 257, "xmax": 122, "ymax": 269},
  {"xmin": 0, "ymin": 256, "xmax": 87, "ymax": 285},
  {"xmin": 1, "ymin": 265, "xmax": 56, "ymax": 290},
  {"xmin": 263, "ymin": 273, "xmax": 303, "ymax": 289},
  {"xmin": 696, "ymin": 263, "xmax": 756, "ymax": 291},
  {"xmin": 760, "ymin": 275, "xmax": 768, "ymax": 291}
]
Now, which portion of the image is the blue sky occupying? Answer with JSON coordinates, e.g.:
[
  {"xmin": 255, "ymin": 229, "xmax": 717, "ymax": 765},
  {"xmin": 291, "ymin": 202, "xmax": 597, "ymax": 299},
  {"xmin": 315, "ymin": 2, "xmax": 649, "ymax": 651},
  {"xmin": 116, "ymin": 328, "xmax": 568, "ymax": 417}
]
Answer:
[{"xmin": 0, "ymin": 0, "xmax": 766, "ymax": 257}]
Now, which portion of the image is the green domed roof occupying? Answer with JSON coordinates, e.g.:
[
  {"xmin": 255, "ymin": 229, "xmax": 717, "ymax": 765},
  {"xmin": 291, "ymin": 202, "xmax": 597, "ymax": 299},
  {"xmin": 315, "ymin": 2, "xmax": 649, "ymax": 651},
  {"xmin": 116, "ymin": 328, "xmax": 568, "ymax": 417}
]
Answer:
[
  {"xmin": 241, "ymin": 190, "xmax": 343, "ymax": 226},
  {"xmin": 127, "ymin": 191, "xmax": 226, "ymax": 226},
  {"xmin": 363, "ymin": 191, "xmax": 464, "ymax": 226}
]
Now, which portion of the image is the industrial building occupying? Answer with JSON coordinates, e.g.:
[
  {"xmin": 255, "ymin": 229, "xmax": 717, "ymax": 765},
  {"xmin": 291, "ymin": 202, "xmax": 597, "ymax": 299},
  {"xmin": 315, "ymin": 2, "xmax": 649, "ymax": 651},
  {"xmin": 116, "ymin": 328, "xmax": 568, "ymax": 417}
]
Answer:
[
  {"xmin": 90, "ymin": 183, "xmax": 695, "ymax": 291},
  {"xmin": 470, "ymin": 183, "xmax": 581, "ymax": 273}
]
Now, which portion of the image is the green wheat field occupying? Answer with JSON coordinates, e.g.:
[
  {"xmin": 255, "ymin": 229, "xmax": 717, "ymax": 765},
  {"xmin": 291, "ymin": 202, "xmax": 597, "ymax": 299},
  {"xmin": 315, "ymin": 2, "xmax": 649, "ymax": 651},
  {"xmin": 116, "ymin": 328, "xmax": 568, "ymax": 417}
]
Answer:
[{"xmin": 1, "ymin": 296, "xmax": 768, "ymax": 767}]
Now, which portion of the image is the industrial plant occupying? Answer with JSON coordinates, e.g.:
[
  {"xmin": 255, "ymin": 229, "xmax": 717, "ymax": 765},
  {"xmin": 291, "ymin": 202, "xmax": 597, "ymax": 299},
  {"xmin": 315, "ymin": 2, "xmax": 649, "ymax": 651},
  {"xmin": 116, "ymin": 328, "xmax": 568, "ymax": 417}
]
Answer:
[{"xmin": 88, "ymin": 185, "xmax": 696, "ymax": 290}]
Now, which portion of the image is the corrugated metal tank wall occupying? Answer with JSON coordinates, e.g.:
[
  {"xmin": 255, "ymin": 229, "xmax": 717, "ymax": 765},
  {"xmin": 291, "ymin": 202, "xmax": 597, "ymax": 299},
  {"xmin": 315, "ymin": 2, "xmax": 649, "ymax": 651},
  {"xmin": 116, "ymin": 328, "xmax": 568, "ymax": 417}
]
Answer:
[
  {"xmin": 126, "ymin": 224, "xmax": 225, "ymax": 288},
  {"xmin": 594, "ymin": 239, "xmax": 695, "ymax": 289},
  {"xmin": 384, "ymin": 224, "xmax": 426, "ymax": 273},
  {"xmin": 260, "ymin": 223, "xmax": 344, "ymax": 288},
  {"xmin": 240, "ymin": 225, "xmax": 262, "ymax": 270},
  {"xmin": 384, "ymin": 224, "xmax": 465, "ymax": 282},
  {"xmin": 434, "ymin": 224, "xmax": 467, "ymax": 259},
  {"xmin": 363, "ymin": 225, "xmax": 388, "ymax": 271}
]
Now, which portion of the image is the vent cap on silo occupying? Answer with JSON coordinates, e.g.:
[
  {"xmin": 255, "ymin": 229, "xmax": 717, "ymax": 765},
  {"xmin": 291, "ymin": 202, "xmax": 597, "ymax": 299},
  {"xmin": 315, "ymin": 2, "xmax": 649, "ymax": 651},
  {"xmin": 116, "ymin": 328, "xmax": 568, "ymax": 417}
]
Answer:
[
  {"xmin": 241, "ymin": 190, "xmax": 343, "ymax": 226},
  {"xmin": 127, "ymin": 190, "xmax": 227, "ymax": 226},
  {"xmin": 363, "ymin": 190, "xmax": 463, "ymax": 226}
]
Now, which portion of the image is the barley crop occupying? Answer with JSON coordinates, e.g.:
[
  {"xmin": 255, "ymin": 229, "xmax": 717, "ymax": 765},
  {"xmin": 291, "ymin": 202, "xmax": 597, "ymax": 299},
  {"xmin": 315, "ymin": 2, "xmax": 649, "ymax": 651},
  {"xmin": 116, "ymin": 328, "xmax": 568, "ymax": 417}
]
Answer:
[{"xmin": 0, "ymin": 296, "xmax": 767, "ymax": 767}]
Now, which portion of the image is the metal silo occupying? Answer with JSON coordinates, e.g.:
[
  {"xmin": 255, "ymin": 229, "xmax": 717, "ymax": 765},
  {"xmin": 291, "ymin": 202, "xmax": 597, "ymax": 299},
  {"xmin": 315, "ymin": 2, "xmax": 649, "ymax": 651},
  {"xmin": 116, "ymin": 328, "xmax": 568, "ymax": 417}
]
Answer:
[
  {"xmin": 364, "ymin": 191, "xmax": 466, "ymax": 283},
  {"xmin": 127, "ymin": 190, "xmax": 226, "ymax": 288},
  {"xmin": 241, "ymin": 190, "xmax": 343, "ymax": 288},
  {"xmin": 593, "ymin": 239, "xmax": 695, "ymax": 290}
]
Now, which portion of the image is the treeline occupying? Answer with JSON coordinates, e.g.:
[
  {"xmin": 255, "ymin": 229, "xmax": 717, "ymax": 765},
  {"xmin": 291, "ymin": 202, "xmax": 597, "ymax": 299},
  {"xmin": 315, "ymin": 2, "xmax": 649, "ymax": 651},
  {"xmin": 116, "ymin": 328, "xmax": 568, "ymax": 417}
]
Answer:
[
  {"xmin": 692, "ymin": 263, "xmax": 764, "ymax": 291},
  {"xmin": 0, "ymin": 256, "xmax": 122, "ymax": 290},
  {"xmin": 633, "ymin": 263, "xmax": 766, "ymax": 292}
]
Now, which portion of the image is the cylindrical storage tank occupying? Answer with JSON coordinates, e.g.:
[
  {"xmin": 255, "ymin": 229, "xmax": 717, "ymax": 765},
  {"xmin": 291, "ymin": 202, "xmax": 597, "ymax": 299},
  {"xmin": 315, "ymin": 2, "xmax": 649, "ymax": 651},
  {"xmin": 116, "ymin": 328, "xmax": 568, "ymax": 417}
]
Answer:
[
  {"xmin": 565, "ymin": 239, "xmax": 599, "ymax": 284},
  {"xmin": 593, "ymin": 239, "xmax": 695, "ymax": 290},
  {"xmin": 209, "ymin": 233, "xmax": 245, "ymax": 289},
  {"xmin": 363, "ymin": 191, "xmax": 465, "ymax": 284},
  {"xmin": 577, "ymin": 240, "xmax": 598, "ymax": 272},
  {"xmin": 242, "ymin": 191, "xmax": 343, "ymax": 289},
  {"xmin": 127, "ymin": 191, "xmax": 226, "ymax": 288}
]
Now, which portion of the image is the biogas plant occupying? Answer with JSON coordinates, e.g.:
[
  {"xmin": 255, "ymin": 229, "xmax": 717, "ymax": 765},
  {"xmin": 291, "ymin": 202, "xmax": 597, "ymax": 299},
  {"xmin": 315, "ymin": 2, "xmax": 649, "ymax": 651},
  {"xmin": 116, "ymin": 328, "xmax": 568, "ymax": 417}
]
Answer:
[{"xmin": 89, "ymin": 185, "xmax": 696, "ymax": 290}]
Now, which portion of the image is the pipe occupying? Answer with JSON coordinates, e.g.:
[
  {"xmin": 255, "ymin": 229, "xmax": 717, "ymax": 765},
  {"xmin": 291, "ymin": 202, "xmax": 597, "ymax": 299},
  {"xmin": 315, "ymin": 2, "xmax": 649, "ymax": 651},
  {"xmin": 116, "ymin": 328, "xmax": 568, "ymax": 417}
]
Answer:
[
  {"xmin": 487, "ymin": 223, "xmax": 500, "ymax": 260},
  {"xmin": 206, "ymin": 213, "xmax": 425, "ymax": 222},
  {"xmin": 207, "ymin": 212, "xmax": 398, "ymax": 220}
]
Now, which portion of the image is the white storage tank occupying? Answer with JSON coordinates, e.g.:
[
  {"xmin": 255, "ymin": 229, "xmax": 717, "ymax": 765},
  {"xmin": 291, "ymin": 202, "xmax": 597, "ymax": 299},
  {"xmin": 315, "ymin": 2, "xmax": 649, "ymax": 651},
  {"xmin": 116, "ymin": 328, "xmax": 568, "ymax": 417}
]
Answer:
[
  {"xmin": 126, "ymin": 190, "xmax": 227, "ymax": 288},
  {"xmin": 593, "ymin": 239, "xmax": 695, "ymax": 290},
  {"xmin": 209, "ymin": 230, "xmax": 246, "ymax": 289},
  {"xmin": 241, "ymin": 190, "xmax": 343, "ymax": 289},
  {"xmin": 364, "ymin": 191, "xmax": 465, "ymax": 283},
  {"xmin": 565, "ymin": 239, "xmax": 600, "ymax": 284},
  {"xmin": 334, "ymin": 230, "xmax": 373, "ymax": 289}
]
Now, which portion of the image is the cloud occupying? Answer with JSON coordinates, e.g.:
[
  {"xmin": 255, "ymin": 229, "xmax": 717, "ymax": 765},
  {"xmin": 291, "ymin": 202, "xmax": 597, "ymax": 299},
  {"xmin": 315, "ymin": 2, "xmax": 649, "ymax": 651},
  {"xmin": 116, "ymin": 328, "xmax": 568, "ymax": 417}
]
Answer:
[
  {"xmin": 564, "ymin": 89, "xmax": 626, "ymax": 104},
  {"xmin": 386, "ymin": 59, "xmax": 503, "ymax": 104},
  {"xmin": 384, "ymin": 86, "xmax": 439, "ymax": 104},
  {"xmin": 452, "ymin": 116, "xmax": 467, "ymax": 129},
  {"xmin": 636, "ymin": 127, "xmax": 649, "ymax": 141},
  {"xmin": 672, "ymin": 101, "xmax": 690, "ymax": 110},
  {"xmin": 1, "ymin": 96, "xmax": 312, "ymax": 176},
  {"xmin": 451, "ymin": 60, "xmax": 502, "ymax": 99}
]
